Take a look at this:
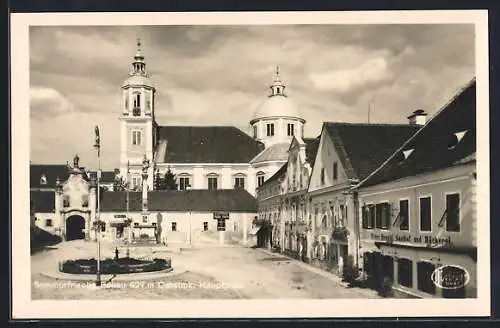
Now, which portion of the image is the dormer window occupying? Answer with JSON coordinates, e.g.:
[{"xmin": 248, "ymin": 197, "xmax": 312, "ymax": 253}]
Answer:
[
  {"xmin": 447, "ymin": 130, "xmax": 468, "ymax": 150},
  {"xmin": 397, "ymin": 148, "xmax": 415, "ymax": 164},
  {"xmin": 40, "ymin": 174, "xmax": 47, "ymax": 185}
]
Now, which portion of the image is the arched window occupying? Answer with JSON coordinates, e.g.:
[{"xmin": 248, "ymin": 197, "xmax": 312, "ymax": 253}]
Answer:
[
  {"xmin": 178, "ymin": 173, "xmax": 192, "ymax": 191},
  {"xmin": 233, "ymin": 173, "xmax": 246, "ymax": 189},
  {"xmin": 206, "ymin": 173, "xmax": 219, "ymax": 190},
  {"xmin": 132, "ymin": 92, "xmax": 141, "ymax": 116}
]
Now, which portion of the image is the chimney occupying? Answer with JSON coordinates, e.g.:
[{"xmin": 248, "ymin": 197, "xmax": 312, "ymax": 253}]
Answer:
[{"xmin": 407, "ymin": 109, "xmax": 427, "ymax": 126}]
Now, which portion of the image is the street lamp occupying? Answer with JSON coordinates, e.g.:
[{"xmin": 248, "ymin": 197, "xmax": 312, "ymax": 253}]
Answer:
[{"xmin": 94, "ymin": 125, "xmax": 102, "ymax": 287}]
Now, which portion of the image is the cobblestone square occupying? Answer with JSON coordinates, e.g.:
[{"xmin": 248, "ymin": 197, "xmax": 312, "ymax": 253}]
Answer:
[{"xmin": 31, "ymin": 240, "xmax": 380, "ymax": 300}]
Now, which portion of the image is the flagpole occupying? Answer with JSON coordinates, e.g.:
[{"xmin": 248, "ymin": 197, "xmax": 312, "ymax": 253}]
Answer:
[{"xmin": 94, "ymin": 126, "xmax": 102, "ymax": 287}]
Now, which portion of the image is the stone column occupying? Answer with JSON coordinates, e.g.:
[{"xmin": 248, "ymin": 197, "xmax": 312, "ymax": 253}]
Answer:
[
  {"xmin": 280, "ymin": 203, "xmax": 286, "ymax": 253},
  {"xmin": 243, "ymin": 213, "xmax": 248, "ymax": 245},
  {"xmin": 55, "ymin": 186, "xmax": 63, "ymax": 240}
]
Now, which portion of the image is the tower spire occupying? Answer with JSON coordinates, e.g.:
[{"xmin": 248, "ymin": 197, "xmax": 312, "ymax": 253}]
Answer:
[
  {"xmin": 270, "ymin": 65, "xmax": 286, "ymax": 97},
  {"xmin": 132, "ymin": 38, "xmax": 146, "ymax": 75}
]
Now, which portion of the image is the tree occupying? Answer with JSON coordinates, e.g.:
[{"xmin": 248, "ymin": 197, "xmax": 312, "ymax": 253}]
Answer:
[
  {"xmin": 113, "ymin": 176, "xmax": 126, "ymax": 192},
  {"xmin": 164, "ymin": 168, "xmax": 178, "ymax": 190},
  {"xmin": 154, "ymin": 170, "xmax": 164, "ymax": 190}
]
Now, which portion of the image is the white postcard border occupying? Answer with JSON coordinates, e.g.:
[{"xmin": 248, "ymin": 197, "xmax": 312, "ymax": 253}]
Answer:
[{"xmin": 11, "ymin": 10, "xmax": 490, "ymax": 318}]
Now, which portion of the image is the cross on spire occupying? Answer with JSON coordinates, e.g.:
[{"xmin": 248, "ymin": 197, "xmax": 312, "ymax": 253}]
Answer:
[{"xmin": 132, "ymin": 37, "xmax": 146, "ymax": 75}]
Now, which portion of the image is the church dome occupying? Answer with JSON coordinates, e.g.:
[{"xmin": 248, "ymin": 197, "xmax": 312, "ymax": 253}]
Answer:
[
  {"xmin": 252, "ymin": 95, "xmax": 302, "ymax": 122},
  {"xmin": 250, "ymin": 67, "xmax": 303, "ymax": 123}
]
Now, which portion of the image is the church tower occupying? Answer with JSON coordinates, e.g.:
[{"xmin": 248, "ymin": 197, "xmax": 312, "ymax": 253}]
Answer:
[{"xmin": 119, "ymin": 39, "xmax": 156, "ymax": 190}]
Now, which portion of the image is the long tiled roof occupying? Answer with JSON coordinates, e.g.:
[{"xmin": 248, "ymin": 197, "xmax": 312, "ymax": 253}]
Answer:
[
  {"xmin": 359, "ymin": 78, "xmax": 476, "ymax": 187},
  {"xmin": 30, "ymin": 190, "xmax": 55, "ymax": 213},
  {"xmin": 30, "ymin": 164, "xmax": 70, "ymax": 189},
  {"xmin": 100, "ymin": 191, "xmax": 143, "ymax": 212},
  {"xmin": 325, "ymin": 122, "xmax": 421, "ymax": 181},
  {"xmin": 156, "ymin": 126, "xmax": 264, "ymax": 163},
  {"xmin": 263, "ymin": 163, "xmax": 288, "ymax": 186},
  {"xmin": 250, "ymin": 142, "xmax": 290, "ymax": 164},
  {"xmin": 100, "ymin": 189, "xmax": 258, "ymax": 213}
]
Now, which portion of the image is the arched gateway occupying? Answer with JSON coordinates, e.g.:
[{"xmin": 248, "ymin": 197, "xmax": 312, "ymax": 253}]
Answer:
[{"xmin": 66, "ymin": 215, "xmax": 86, "ymax": 240}]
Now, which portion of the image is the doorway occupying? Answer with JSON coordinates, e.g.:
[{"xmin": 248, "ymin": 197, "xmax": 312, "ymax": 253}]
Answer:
[{"xmin": 66, "ymin": 215, "xmax": 86, "ymax": 240}]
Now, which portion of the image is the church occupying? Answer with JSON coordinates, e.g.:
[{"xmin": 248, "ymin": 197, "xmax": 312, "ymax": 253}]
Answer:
[{"xmin": 30, "ymin": 39, "xmax": 311, "ymax": 245}]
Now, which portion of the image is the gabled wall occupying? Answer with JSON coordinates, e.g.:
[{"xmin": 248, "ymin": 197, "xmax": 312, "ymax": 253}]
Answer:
[{"xmin": 308, "ymin": 127, "xmax": 349, "ymax": 193}]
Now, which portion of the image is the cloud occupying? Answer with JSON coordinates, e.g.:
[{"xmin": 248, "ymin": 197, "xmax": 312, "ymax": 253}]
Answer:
[
  {"xmin": 30, "ymin": 86, "xmax": 74, "ymax": 119},
  {"xmin": 28, "ymin": 24, "xmax": 476, "ymax": 168},
  {"xmin": 309, "ymin": 57, "xmax": 392, "ymax": 93}
]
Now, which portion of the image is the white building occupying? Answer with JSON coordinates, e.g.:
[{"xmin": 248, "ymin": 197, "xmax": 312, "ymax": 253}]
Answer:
[
  {"xmin": 306, "ymin": 121, "xmax": 421, "ymax": 273},
  {"xmin": 355, "ymin": 78, "xmax": 477, "ymax": 298}
]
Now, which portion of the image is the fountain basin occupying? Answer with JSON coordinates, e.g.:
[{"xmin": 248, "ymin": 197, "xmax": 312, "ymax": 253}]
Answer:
[{"xmin": 59, "ymin": 257, "xmax": 171, "ymax": 275}]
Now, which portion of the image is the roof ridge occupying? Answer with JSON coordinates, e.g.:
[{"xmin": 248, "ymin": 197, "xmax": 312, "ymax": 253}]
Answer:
[
  {"xmin": 158, "ymin": 125, "xmax": 241, "ymax": 128},
  {"xmin": 356, "ymin": 77, "xmax": 476, "ymax": 188},
  {"xmin": 325, "ymin": 122, "xmax": 419, "ymax": 128}
]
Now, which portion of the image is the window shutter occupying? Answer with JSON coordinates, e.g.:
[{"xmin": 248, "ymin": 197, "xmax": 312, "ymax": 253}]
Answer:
[{"xmin": 362, "ymin": 205, "xmax": 367, "ymax": 228}]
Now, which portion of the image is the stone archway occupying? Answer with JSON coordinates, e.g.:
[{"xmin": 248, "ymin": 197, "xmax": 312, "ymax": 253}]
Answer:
[{"xmin": 66, "ymin": 215, "xmax": 86, "ymax": 241}]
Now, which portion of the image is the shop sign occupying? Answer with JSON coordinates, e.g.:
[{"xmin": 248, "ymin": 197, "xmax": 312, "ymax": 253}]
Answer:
[
  {"xmin": 213, "ymin": 212, "xmax": 229, "ymax": 220},
  {"xmin": 370, "ymin": 232, "xmax": 453, "ymax": 247}
]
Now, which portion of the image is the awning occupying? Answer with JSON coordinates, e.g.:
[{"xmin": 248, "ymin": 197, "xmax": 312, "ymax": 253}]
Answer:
[{"xmin": 109, "ymin": 220, "xmax": 126, "ymax": 227}]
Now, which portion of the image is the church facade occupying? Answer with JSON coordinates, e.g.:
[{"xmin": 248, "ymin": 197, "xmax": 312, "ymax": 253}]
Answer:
[{"xmin": 118, "ymin": 40, "xmax": 306, "ymax": 196}]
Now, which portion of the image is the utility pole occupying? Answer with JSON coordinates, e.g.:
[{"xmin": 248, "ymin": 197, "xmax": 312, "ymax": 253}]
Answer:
[{"xmin": 94, "ymin": 125, "xmax": 102, "ymax": 287}]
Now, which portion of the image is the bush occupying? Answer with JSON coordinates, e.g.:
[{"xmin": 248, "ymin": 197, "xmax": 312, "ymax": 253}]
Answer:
[{"xmin": 342, "ymin": 255, "xmax": 359, "ymax": 285}]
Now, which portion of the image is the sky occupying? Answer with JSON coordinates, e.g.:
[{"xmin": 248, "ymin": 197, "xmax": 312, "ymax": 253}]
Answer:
[{"xmin": 29, "ymin": 24, "xmax": 475, "ymax": 170}]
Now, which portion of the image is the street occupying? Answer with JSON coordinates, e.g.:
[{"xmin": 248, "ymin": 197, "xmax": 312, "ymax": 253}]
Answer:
[{"xmin": 31, "ymin": 240, "xmax": 380, "ymax": 299}]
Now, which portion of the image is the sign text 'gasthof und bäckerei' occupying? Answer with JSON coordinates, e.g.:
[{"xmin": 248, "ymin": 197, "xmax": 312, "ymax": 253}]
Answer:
[{"xmin": 369, "ymin": 232, "xmax": 453, "ymax": 247}]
